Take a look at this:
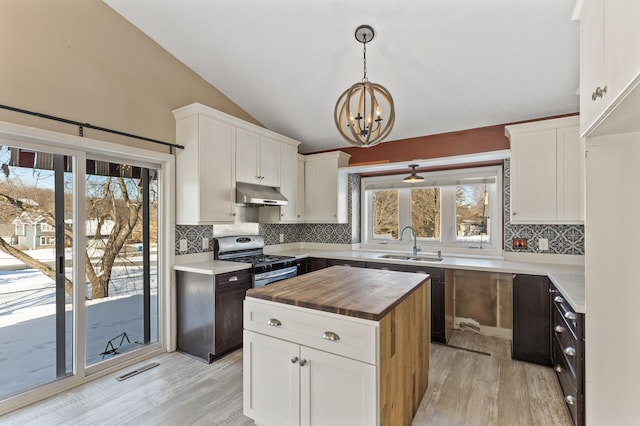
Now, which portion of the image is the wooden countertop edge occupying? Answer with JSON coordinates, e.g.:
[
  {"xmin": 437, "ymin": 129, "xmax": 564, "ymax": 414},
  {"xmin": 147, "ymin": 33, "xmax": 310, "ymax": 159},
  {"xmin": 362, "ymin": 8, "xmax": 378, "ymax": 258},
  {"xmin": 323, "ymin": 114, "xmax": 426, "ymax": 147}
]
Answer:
[{"xmin": 246, "ymin": 277, "xmax": 428, "ymax": 321}]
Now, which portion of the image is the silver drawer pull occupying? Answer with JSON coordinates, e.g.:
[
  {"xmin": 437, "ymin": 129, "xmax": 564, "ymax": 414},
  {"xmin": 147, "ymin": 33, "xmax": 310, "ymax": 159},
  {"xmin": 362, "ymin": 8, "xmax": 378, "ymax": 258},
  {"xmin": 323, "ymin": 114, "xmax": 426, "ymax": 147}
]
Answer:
[
  {"xmin": 564, "ymin": 311, "xmax": 577, "ymax": 321},
  {"xmin": 298, "ymin": 359, "xmax": 307, "ymax": 366},
  {"xmin": 267, "ymin": 318, "xmax": 282, "ymax": 327},
  {"xmin": 228, "ymin": 276, "xmax": 238, "ymax": 282},
  {"xmin": 564, "ymin": 347, "xmax": 576, "ymax": 357},
  {"xmin": 554, "ymin": 325, "xmax": 565, "ymax": 333},
  {"xmin": 555, "ymin": 365, "xmax": 562, "ymax": 373},
  {"xmin": 291, "ymin": 356, "xmax": 299, "ymax": 364},
  {"xmin": 565, "ymin": 395, "xmax": 576, "ymax": 405},
  {"xmin": 322, "ymin": 331, "xmax": 340, "ymax": 341},
  {"xmin": 554, "ymin": 296, "xmax": 565, "ymax": 303}
]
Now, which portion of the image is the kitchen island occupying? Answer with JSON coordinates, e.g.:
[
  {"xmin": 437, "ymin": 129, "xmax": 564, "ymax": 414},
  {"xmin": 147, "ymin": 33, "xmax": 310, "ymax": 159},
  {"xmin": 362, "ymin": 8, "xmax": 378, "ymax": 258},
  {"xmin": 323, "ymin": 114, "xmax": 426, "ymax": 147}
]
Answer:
[{"xmin": 243, "ymin": 266, "xmax": 430, "ymax": 426}]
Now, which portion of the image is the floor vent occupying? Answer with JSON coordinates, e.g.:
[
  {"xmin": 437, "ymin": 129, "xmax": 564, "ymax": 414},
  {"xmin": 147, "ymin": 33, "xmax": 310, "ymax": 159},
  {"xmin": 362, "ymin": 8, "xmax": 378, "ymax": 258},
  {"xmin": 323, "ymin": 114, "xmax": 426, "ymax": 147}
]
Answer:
[{"xmin": 116, "ymin": 362, "xmax": 160, "ymax": 381}]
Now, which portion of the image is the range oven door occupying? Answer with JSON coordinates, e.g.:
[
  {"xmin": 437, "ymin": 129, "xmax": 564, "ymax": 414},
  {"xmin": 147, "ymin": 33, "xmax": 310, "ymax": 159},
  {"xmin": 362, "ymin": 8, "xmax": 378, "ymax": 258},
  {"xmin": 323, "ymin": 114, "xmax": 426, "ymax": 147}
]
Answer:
[{"xmin": 254, "ymin": 266, "xmax": 298, "ymax": 288}]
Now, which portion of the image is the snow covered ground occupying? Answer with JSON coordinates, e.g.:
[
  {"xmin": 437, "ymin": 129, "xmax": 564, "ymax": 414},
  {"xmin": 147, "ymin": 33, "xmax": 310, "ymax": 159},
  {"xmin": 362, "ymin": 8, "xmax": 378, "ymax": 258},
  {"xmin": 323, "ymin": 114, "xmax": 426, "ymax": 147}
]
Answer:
[{"xmin": 0, "ymin": 261, "xmax": 158, "ymax": 400}]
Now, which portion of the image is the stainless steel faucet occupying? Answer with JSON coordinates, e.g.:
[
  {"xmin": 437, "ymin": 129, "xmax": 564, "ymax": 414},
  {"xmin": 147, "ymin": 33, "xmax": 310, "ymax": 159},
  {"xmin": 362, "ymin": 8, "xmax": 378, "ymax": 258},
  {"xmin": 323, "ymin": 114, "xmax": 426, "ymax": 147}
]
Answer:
[{"xmin": 400, "ymin": 226, "xmax": 420, "ymax": 256}]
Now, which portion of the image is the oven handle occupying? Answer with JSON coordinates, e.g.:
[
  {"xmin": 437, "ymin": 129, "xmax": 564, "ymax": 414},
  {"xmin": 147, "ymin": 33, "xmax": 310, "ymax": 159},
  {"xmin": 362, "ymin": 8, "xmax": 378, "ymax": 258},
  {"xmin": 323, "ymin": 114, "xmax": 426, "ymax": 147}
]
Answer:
[{"xmin": 254, "ymin": 266, "xmax": 297, "ymax": 287}]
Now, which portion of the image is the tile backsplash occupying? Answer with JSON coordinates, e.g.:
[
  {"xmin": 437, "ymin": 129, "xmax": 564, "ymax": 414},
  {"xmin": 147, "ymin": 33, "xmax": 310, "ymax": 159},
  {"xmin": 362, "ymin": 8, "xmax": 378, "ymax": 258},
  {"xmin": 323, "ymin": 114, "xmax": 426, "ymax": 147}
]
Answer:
[
  {"xmin": 260, "ymin": 173, "xmax": 361, "ymax": 245},
  {"xmin": 503, "ymin": 159, "xmax": 584, "ymax": 255},
  {"xmin": 174, "ymin": 163, "xmax": 584, "ymax": 256}
]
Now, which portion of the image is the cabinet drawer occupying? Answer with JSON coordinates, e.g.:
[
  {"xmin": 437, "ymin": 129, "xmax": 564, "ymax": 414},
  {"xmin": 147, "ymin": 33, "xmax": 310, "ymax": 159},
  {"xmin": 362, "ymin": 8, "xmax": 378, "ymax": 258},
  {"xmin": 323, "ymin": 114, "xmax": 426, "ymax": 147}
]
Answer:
[
  {"xmin": 216, "ymin": 269, "xmax": 251, "ymax": 291},
  {"xmin": 553, "ymin": 339, "xmax": 579, "ymax": 425},
  {"xmin": 553, "ymin": 308, "xmax": 579, "ymax": 380},
  {"xmin": 326, "ymin": 259, "xmax": 367, "ymax": 268},
  {"xmin": 244, "ymin": 298, "xmax": 377, "ymax": 364},
  {"xmin": 551, "ymin": 292, "xmax": 584, "ymax": 339}
]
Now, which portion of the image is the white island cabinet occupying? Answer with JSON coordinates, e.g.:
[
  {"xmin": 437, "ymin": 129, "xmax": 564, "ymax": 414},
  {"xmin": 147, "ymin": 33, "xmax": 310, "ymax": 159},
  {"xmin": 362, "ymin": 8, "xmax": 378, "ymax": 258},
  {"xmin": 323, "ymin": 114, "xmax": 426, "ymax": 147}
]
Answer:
[
  {"xmin": 244, "ymin": 301, "xmax": 377, "ymax": 426},
  {"xmin": 243, "ymin": 266, "xmax": 430, "ymax": 426}
]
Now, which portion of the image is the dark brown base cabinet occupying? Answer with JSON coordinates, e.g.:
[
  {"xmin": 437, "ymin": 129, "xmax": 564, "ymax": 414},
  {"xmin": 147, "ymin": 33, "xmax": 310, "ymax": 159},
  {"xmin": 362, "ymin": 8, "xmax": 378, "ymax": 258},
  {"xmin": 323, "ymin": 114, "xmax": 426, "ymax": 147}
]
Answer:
[
  {"xmin": 301, "ymin": 258, "xmax": 450, "ymax": 344},
  {"xmin": 551, "ymin": 284, "xmax": 585, "ymax": 426},
  {"xmin": 512, "ymin": 274, "xmax": 551, "ymax": 366},
  {"xmin": 364, "ymin": 262, "xmax": 449, "ymax": 344},
  {"xmin": 176, "ymin": 269, "xmax": 251, "ymax": 363}
]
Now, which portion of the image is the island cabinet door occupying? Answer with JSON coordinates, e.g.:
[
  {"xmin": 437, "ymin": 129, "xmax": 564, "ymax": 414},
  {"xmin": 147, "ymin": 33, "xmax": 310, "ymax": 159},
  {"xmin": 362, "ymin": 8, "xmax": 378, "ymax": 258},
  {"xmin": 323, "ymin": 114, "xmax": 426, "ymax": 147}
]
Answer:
[
  {"xmin": 244, "ymin": 331, "xmax": 301, "ymax": 426},
  {"xmin": 300, "ymin": 346, "xmax": 376, "ymax": 426}
]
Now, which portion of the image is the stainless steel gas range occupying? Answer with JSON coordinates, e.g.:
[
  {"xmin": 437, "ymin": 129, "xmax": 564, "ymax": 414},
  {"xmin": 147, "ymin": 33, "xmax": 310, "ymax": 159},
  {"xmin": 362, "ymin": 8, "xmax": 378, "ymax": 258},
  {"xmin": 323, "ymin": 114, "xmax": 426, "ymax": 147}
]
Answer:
[{"xmin": 214, "ymin": 235, "xmax": 297, "ymax": 287}]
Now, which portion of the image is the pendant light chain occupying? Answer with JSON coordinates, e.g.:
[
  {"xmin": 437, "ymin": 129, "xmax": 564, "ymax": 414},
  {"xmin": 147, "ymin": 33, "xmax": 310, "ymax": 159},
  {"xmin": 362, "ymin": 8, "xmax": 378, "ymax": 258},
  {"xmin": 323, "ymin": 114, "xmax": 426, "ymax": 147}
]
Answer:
[{"xmin": 362, "ymin": 36, "xmax": 368, "ymax": 82}]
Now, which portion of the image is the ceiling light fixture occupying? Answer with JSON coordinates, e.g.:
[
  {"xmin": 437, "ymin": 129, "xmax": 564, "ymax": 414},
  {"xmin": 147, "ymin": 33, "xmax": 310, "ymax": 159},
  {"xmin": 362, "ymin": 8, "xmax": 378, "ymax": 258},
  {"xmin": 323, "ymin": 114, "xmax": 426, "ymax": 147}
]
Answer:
[
  {"xmin": 334, "ymin": 25, "xmax": 395, "ymax": 148},
  {"xmin": 403, "ymin": 164, "xmax": 424, "ymax": 183}
]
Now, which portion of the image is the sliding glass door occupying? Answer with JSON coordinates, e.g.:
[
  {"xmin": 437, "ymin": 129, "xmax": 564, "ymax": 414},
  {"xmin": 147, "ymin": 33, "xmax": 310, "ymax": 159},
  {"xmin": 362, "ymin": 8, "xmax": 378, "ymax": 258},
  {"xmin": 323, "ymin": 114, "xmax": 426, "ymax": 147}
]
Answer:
[
  {"xmin": 0, "ymin": 137, "xmax": 166, "ymax": 407},
  {"xmin": 84, "ymin": 158, "xmax": 159, "ymax": 367},
  {"xmin": 0, "ymin": 145, "xmax": 74, "ymax": 400}
]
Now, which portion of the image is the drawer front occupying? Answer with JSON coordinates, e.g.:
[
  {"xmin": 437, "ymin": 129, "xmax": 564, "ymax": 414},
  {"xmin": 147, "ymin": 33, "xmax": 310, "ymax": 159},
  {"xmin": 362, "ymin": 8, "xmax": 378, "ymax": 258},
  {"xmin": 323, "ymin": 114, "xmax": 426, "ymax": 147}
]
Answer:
[
  {"xmin": 326, "ymin": 259, "xmax": 367, "ymax": 268},
  {"xmin": 244, "ymin": 299, "xmax": 377, "ymax": 364},
  {"xmin": 553, "ymin": 340, "xmax": 579, "ymax": 425},
  {"xmin": 553, "ymin": 308, "xmax": 579, "ymax": 379},
  {"xmin": 216, "ymin": 269, "xmax": 251, "ymax": 291},
  {"xmin": 551, "ymin": 291, "xmax": 584, "ymax": 339}
]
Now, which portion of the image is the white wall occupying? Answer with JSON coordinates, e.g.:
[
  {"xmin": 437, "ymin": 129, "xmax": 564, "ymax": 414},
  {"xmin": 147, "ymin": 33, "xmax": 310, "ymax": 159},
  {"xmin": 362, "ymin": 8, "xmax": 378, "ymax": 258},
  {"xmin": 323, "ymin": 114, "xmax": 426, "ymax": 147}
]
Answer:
[{"xmin": 585, "ymin": 132, "xmax": 640, "ymax": 424}]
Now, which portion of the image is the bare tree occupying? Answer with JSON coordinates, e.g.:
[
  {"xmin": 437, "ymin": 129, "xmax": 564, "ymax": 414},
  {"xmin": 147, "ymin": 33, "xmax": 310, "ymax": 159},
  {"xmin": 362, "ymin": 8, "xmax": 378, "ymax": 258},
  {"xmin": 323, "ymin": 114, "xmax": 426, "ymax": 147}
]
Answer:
[{"xmin": 0, "ymin": 167, "xmax": 146, "ymax": 299}]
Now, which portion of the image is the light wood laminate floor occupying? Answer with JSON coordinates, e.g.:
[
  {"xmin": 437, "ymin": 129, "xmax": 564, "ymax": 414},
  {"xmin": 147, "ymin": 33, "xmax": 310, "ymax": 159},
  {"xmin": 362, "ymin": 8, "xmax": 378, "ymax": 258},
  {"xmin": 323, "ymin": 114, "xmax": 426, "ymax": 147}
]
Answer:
[{"xmin": 1, "ymin": 331, "xmax": 571, "ymax": 426}]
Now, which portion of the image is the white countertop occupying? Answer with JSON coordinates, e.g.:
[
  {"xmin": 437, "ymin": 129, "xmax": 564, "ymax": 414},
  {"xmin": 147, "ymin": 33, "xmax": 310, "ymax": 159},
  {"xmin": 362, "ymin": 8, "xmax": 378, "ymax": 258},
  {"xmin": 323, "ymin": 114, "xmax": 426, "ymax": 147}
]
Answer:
[
  {"xmin": 263, "ymin": 247, "xmax": 586, "ymax": 313},
  {"xmin": 173, "ymin": 260, "xmax": 251, "ymax": 276}
]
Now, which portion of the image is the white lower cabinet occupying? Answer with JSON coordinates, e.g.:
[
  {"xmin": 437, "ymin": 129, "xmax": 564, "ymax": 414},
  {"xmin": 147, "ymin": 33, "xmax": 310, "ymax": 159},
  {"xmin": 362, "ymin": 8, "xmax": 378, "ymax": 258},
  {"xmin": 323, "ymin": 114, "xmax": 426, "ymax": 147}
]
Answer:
[
  {"xmin": 243, "ymin": 330, "xmax": 300, "ymax": 426},
  {"xmin": 244, "ymin": 330, "xmax": 376, "ymax": 426},
  {"xmin": 243, "ymin": 298, "xmax": 378, "ymax": 426}
]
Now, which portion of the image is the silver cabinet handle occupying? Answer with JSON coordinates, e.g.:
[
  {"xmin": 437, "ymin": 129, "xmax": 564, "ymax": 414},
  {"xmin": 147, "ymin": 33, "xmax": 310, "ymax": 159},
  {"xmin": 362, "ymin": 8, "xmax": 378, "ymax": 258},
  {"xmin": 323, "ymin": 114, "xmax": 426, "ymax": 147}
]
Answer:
[
  {"xmin": 322, "ymin": 331, "xmax": 340, "ymax": 341},
  {"xmin": 298, "ymin": 359, "xmax": 307, "ymax": 366},
  {"xmin": 554, "ymin": 325, "xmax": 565, "ymax": 333},
  {"xmin": 267, "ymin": 318, "xmax": 282, "ymax": 327},
  {"xmin": 554, "ymin": 296, "xmax": 565, "ymax": 303},
  {"xmin": 555, "ymin": 365, "xmax": 562, "ymax": 373},
  {"xmin": 591, "ymin": 86, "xmax": 607, "ymax": 101},
  {"xmin": 565, "ymin": 395, "xmax": 576, "ymax": 405},
  {"xmin": 228, "ymin": 276, "xmax": 238, "ymax": 282},
  {"xmin": 564, "ymin": 347, "xmax": 576, "ymax": 357},
  {"xmin": 549, "ymin": 288, "xmax": 557, "ymax": 294},
  {"xmin": 564, "ymin": 311, "xmax": 577, "ymax": 321},
  {"xmin": 291, "ymin": 356, "xmax": 299, "ymax": 364}
]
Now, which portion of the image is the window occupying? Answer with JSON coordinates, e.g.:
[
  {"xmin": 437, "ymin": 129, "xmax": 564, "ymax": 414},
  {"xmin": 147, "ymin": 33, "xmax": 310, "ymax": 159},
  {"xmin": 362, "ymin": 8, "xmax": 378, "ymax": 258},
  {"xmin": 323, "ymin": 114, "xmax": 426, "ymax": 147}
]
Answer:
[
  {"xmin": 15, "ymin": 224, "xmax": 25, "ymax": 236},
  {"xmin": 39, "ymin": 236, "xmax": 55, "ymax": 246},
  {"xmin": 40, "ymin": 222, "xmax": 54, "ymax": 232},
  {"xmin": 363, "ymin": 166, "xmax": 502, "ymax": 256}
]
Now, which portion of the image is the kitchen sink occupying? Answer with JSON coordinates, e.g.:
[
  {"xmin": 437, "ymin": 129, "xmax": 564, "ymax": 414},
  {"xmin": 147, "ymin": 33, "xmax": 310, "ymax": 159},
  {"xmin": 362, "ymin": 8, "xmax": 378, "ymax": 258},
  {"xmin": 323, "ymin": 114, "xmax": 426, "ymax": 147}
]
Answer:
[{"xmin": 378, "ymin": 254, "xmax": 443, "ymax": 262}]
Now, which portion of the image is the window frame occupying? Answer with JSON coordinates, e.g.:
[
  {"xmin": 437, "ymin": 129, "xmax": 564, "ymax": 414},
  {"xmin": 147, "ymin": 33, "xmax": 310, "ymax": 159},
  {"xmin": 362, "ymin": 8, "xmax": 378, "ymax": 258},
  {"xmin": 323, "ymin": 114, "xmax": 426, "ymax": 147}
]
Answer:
[{"xmin": 361, "ymin": 165, "xmax": 503, "ymax": 257}]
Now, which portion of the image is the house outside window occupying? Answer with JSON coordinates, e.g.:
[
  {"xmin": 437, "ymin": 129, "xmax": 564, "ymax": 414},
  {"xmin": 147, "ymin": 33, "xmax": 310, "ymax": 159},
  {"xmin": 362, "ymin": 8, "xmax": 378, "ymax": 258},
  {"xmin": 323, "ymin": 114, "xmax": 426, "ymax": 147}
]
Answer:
[{"xmin": 362, "ymin": 166, "xmax": 502, "ymax": 256}]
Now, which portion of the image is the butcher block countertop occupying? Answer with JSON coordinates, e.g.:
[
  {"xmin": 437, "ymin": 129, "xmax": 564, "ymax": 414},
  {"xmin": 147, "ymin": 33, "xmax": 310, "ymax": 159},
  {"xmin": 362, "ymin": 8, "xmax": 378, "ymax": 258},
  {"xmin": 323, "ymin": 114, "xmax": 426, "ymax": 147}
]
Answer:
[{"xmin": 245, "ymin": 265, "xmax": 429, "ymax": 321}]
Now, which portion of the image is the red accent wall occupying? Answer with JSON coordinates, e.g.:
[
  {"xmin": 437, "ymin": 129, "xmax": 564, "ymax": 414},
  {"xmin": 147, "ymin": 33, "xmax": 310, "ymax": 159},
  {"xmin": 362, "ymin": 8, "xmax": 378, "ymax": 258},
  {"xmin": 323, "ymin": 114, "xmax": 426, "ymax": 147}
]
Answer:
[{"xmin": 317, "ymin": 113, "xmax": 578, "ymax": 166}]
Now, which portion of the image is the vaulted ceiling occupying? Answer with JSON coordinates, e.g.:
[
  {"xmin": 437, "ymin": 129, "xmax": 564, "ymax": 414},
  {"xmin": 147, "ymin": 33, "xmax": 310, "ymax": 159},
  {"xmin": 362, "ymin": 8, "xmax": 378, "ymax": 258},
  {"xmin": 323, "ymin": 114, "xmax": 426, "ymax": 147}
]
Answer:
[{"xmin": 104, "ymin": 0, "xmax": 580, "ymax": 153}]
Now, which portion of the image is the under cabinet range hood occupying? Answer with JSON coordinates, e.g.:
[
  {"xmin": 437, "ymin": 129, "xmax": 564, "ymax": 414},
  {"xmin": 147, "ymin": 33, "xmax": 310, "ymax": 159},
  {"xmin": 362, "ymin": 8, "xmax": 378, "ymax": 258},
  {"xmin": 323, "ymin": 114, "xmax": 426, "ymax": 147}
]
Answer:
[{"xmin": 236, "ymin": 181, "xmax": 288, "ymax": 206}]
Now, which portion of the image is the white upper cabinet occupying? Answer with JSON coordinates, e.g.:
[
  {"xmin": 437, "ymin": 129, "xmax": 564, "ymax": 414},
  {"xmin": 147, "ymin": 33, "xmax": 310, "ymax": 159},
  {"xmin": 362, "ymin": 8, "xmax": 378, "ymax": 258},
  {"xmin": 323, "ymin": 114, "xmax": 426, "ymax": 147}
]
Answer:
[
  {"xmin": 304, "ymin": 151, "xmax": 351, "ymax": 223},
  {"xmin": 236, "ymin": 129, "xmax": 281, "ymax": 188},
  {"xmin": 173, "ymin": 103, "xmax": 300, "ymax": 224},
  {"xmin": 506, "ymin": 116, "xmax": 584, "ymax": 224},
  {"xmin": 173, "ymin": 104, "xmax": 237, "ymax": 224},
  {"xmin": 575, "ymin": 0, "xmax": 640, "ymax": 136},
  {"xmin": 258, "ymin": 143, "xmax": 301, "ymax": 223}
]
